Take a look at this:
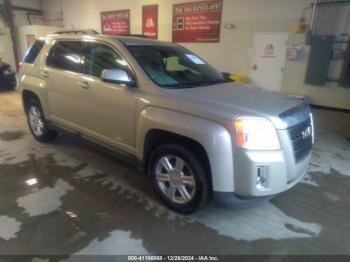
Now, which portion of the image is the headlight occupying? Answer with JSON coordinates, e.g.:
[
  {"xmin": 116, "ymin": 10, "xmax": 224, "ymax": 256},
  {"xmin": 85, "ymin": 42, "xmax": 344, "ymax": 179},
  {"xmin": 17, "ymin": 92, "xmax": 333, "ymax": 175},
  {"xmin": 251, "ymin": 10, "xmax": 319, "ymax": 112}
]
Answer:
[{"xmin": 235, "ymin": 116, "xmax": 281, "ymax": 150}]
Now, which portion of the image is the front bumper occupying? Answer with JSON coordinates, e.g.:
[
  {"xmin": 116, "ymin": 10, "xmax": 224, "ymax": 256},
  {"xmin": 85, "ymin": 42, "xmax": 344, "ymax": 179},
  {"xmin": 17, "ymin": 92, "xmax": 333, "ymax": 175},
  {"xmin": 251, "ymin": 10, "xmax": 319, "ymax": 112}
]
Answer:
[
  {"xmin": 212, "ymin": 131, "xmax": 311, "ymax": 208},
  {"xmin": 233, "ymin": 148, "xmax": 311, "ymax": 197},
  {"xmin": 213, "ymin": 150, "xmax": 310, "ymax": 207}
]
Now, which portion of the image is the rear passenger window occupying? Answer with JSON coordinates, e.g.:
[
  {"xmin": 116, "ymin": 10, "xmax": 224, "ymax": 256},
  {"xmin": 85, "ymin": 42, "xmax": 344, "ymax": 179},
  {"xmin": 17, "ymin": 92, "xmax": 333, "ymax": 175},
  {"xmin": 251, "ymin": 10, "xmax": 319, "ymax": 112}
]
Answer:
[
  {"xmin": 23, "ymin": 40, "xmax": 45, "ymax": 64},
  {"xmin": 47, "ymin": 41, "xmax": 83, "ymax": 73}
]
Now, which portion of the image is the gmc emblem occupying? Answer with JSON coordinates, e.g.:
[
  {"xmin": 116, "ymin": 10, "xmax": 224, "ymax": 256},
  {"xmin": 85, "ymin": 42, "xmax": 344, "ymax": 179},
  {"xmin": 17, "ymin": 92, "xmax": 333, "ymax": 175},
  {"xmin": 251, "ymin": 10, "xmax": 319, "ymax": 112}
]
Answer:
[{"xmin": 302, "ymin": 127, "xmax": 312, "ymax": 140}]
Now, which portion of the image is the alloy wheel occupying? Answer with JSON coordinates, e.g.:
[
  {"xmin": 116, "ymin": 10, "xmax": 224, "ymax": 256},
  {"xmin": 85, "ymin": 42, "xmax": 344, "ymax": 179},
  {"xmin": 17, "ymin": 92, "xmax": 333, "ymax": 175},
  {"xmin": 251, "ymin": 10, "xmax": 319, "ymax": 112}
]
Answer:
[
  {"xmin": 155, "ymin": 155, "xmax": 196, "ymax": 204},
  {"xmin": 28, "ymin": 106, "xmax": 45, "ymax": 137}
]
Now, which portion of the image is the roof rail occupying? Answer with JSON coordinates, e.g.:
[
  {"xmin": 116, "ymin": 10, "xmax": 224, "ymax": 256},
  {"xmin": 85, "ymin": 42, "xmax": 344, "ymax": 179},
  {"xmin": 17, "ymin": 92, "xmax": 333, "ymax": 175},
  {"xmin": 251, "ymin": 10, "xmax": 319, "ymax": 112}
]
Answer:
[
  {"xmin": 125, "ymin": 34, "xmax": 148, "ymax": 38},
  {"xmin": 53, "ymin": 29, "xmax": 99, "ymax": 35}
]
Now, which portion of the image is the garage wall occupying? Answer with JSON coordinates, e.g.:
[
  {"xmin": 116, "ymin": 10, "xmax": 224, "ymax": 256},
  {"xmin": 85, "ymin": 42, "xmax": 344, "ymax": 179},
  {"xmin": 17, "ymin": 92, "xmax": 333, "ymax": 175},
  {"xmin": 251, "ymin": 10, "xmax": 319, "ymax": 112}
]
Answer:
[
  {"xmin": 59, "ymin": 0, "xmax": 309, "ymax": 71},
  {"xmin": 47, "ymin": 0, "xmax": 350, "ymax": 110},
  {"xmin": 11, "ymin": 0, "xmax": 42, "ymax": 10},
  {"xmin": 42, "ymin": 0, "xmax": 63, "ymax": 27}
]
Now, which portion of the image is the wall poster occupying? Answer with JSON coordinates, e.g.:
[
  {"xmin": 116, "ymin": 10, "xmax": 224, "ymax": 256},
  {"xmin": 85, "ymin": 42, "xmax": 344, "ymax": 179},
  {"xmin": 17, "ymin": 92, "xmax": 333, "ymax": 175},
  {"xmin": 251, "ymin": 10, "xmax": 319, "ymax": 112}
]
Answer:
[
  {"xmin": 101, "ymin": 9, "xmax": 131, "ymax": 35},
  {"xmin": 142, "ymin": 5, "xmax": 158, "ymax": 39},
  {"xmin": 172, "ymin": 0, "xmax": 223, "ymax": 43}
]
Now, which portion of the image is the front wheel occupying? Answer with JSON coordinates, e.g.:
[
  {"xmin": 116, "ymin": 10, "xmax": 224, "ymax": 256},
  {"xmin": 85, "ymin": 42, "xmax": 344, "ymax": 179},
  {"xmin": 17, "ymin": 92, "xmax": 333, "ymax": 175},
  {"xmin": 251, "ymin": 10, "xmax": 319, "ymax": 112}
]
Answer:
[
  {"xmin": 26, "ymin": 100, "xmax": 58, "ymax": 142},
  {"xmin": 149, "ymin": 144, "xmax": 210, "ymax": 214}
]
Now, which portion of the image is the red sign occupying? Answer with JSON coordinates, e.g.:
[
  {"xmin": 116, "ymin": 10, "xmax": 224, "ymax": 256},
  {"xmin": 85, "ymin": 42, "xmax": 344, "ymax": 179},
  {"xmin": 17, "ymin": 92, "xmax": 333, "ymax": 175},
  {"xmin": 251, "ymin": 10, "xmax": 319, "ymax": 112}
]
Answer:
[
  {"xmin": 142, "ymin": 5, "xmax": 158, "ymax": 39},
  {"xmin": 101, "ymin": 9, "xmax": 130, "ymax": 35},
  {"xmin": 172, "ymin": 0, "xmax": 223, "ymax": 43},
  {"xmin": 262, "ymin": 44, "xmax": 276, "ymax": 58}
]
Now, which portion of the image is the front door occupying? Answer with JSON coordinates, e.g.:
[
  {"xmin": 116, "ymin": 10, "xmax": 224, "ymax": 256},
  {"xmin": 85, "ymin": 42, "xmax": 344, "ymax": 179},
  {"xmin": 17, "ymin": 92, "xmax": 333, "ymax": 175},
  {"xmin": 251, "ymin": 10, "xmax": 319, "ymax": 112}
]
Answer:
[
  {"xmin": 250, "ymin": 32, "xmax": 289, "ymax": 92},
  {"xmin": 76, "ymin": 42, "xmax": 137, "ymax": 154}
]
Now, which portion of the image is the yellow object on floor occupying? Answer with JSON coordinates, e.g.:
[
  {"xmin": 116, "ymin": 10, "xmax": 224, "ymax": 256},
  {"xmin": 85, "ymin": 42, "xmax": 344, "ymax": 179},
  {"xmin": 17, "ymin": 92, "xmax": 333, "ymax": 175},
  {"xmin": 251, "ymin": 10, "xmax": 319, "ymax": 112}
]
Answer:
[{"xmin": 230, "ymin": 74, "xmax": 249, "ymax": 84}]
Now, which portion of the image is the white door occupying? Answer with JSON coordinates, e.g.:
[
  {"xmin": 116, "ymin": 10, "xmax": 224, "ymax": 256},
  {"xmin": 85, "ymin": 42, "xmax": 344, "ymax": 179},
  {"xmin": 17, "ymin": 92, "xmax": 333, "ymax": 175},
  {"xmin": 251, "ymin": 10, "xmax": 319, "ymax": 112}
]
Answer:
[{"xmin": 250, "ymin": 32, "xmax": 289, "ymax": 92}]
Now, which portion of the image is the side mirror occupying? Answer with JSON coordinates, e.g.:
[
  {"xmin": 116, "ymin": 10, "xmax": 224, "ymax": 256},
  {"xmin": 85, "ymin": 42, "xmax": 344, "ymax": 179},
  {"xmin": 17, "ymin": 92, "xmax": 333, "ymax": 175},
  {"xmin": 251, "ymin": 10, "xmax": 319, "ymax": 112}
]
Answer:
[{"xmin": 101, "ymin": 69, "xmax": 136, "ymax": 87}]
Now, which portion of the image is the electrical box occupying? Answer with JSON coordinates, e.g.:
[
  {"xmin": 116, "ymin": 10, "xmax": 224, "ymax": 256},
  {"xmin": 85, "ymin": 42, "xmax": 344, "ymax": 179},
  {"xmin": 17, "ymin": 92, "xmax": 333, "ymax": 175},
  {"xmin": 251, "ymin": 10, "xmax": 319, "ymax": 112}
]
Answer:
[
  {"xmin": 293, "ymin": 22, "xmax": 308, "ymax": 33},
  {"xmin": 340, "ymin": 41, "xmax": 350, "ymax": 87},
  {"xmin": 305, "ymin": 35, "xmax": 335, "ymax": 86}
]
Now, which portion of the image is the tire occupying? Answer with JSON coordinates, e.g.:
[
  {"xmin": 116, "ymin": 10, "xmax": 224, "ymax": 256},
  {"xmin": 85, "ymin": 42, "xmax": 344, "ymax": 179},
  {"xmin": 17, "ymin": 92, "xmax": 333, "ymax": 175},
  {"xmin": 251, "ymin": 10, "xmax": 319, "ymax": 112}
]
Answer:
[
  {"xmin": 25, "ymin": 99, "xmax": 58, "ymax": 142},
  {"xmin": 149, "ymin": 144, "xmax": 210, "ymax": 214}
]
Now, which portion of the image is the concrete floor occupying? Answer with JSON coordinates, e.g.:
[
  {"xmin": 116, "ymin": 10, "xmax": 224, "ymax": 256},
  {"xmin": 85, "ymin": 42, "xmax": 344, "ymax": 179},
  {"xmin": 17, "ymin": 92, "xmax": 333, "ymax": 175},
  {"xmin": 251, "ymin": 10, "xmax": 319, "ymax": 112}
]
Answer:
[{"xmin": 0, "ymin": 90, "xmax": 350, "ymax": 258}]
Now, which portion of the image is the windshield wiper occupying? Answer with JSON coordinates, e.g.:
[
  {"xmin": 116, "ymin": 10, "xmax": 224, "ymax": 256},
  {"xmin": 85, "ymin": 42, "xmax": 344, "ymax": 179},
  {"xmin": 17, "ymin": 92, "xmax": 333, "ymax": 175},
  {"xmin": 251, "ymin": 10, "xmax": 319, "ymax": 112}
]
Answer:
[
  {"xmin": 196, "ymin": 79, "xmax": 231, "ymax": 86},
  {"xmin": 165, "ymin": 79, "xmax": 229, "ymax": 89}
]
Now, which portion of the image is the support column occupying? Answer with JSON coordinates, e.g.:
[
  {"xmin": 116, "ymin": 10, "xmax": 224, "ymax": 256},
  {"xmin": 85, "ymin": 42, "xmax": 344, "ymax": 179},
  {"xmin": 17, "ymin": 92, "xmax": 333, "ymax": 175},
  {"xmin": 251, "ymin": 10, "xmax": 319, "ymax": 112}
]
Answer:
[{"xmin": 3, "ymin": 0, "xmax": 19, "ymax": 71}]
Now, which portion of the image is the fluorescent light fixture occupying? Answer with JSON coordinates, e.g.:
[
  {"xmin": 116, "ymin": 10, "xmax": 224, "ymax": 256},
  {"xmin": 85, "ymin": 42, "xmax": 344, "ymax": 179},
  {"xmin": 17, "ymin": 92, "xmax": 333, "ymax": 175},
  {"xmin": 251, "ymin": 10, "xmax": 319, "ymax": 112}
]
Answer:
[
  {"xmin": 66, "ymin": 211, "xmax": 78, "ymax": 218},
  {"xmin": 25, "ymin": 178, "xmax": 38, "ymax": 186}
]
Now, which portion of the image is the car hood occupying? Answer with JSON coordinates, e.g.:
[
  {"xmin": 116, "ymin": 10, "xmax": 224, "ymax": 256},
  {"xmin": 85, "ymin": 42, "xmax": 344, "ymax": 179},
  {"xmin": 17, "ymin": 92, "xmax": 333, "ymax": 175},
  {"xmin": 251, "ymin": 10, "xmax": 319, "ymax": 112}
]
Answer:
[{"xmin": 171, "ymin": 82, "xmax": 307, "ymax": 129}]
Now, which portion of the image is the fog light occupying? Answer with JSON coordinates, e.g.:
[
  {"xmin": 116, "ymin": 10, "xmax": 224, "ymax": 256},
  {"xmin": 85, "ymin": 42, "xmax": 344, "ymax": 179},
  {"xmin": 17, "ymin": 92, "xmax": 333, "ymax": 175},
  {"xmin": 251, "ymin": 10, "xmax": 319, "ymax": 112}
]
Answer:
[{"xmin": 256, "ymin": 166, "xmax": 268, "ymax": 191}]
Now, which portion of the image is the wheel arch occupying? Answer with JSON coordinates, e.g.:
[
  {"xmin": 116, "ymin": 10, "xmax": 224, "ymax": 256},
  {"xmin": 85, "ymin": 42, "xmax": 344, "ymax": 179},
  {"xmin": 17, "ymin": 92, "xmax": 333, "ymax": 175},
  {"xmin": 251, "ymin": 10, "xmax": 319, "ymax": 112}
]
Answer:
[
  {"xmin": 143, "ymin": 128, "xmax": 213, "ymax": 193},
  {"xmin": 22, "ymin": 90, "xmax": 41, "ymax": 112},
  {"xmin": 137, "ymin": 107, "xmax": 234, "ymax": 192}
]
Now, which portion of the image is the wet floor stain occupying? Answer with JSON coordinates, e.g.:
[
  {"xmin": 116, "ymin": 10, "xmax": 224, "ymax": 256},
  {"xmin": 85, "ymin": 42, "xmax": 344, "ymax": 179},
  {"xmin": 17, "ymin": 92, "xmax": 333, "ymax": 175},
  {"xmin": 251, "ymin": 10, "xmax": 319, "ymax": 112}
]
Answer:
[
  {"xmin": 192, "ymin": 202, "xmax": 322, "ymax": 241},
  {"xmin": 73, "ymin": 230, "xmax": 149, "ymax": 255},
  {"xmin": 0, "ymin": 93, "xmax": 350, "ymax": 255},
  {"xmin": 0, "ymin": 216, "xmax": 21, "ymax": 241},
  {"xmin": 16, "ymin": 179, "xmax": 74, "ymax": 217},
  {"xmin": 0, "ymin": 131, "xmax": 25, "ymax": 141},
  {"xmin": 0, "ymin": 154, "xmax": 349, "ymax": 255},
  {"xmin": 308, "ymin": 131, "xmax": 350, "ymax": 176}
]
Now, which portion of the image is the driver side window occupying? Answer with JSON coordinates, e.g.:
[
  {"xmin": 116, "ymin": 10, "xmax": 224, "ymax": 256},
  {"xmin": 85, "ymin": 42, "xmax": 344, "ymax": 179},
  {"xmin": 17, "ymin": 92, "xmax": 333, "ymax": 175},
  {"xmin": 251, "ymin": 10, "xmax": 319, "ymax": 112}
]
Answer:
[{"xmin": 83, "ymin": 43, "xmax": 132, "ymax": 79}]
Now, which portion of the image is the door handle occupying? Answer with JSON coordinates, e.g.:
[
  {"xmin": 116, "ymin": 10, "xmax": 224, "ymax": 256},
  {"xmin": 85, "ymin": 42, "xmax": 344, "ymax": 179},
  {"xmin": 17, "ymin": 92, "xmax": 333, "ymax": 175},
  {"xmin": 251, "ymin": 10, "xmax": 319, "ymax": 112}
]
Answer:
[
  {"xmin": 78, "ymin": 81, "xmax": 90, "ymax": 89},
  {"xmin": 41, "ymin": 71, "xmax": 49, "ymax": 78}
]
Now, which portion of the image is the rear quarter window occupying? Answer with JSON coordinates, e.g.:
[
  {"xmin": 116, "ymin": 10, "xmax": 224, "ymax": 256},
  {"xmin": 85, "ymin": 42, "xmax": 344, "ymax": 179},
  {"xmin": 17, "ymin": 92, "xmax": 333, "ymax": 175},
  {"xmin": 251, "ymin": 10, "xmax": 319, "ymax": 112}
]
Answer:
[{"xmin": 23, "ymin": 40, "xmax": 45, "ymax": 64}]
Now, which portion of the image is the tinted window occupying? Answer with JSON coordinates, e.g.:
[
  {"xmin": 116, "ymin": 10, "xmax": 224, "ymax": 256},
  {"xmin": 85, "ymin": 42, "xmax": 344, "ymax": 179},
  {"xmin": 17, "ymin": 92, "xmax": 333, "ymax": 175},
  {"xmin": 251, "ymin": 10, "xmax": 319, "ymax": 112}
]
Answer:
[
  {"xmin": 47, "ymin": 41, "xmax": 83, "ymax": 73},
  {"xmin": 83, "ymin": 43, "xmax": 132, "ymax": 78},
  {"xmin": 24, "ymin": 40, "xmax": 45, "ymax": 64}
]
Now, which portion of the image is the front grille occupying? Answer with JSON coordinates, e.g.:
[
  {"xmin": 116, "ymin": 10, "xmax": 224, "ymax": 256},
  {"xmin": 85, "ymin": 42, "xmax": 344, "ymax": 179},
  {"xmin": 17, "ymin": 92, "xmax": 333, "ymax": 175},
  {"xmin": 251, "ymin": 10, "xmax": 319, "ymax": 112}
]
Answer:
[{"xmin": 287, "ymin": 118, "xmax": 313, "ymax": 163}]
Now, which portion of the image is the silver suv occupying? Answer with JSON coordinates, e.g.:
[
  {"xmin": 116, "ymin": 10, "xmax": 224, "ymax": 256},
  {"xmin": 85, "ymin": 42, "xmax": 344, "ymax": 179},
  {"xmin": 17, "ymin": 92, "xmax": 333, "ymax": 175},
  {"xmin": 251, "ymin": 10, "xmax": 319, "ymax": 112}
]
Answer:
[{"xmin": 20, "ymin": 31, "xmax": 314, "ymax": 214}]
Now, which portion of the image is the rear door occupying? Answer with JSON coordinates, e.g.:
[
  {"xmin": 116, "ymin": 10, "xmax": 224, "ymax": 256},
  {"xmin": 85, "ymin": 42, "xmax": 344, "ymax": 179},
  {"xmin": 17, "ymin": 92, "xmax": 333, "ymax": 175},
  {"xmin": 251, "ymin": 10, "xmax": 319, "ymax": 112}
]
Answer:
[
  {"xmin": 76, "ymin": 41, "xmax": 137, "ymax": 154},
  {"xmin": 44, "ymin": 40, "xmax": 83, "ymax": 130}
]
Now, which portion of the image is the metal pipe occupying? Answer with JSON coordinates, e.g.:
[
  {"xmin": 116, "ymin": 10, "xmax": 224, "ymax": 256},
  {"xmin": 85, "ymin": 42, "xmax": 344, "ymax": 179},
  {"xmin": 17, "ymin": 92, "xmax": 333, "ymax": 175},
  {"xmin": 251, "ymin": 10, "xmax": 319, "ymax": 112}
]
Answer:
[
  {"xmin": 326, "ymin": 0, "xmax": 333, "ymax": 35},
  {"xmin": 309, "ymin": 0, "xmax": 319, "ymax": 36},
  {"xmin": 312, "ymin": 0, "xmax": 350, "ymax": 6},
  {"xmin": 331, "ymin": 0, "xmax": 337, "ymax": 34},
  {"xmin": 321, "ymin": 0, "xmax": 327, "ymax": 35}
]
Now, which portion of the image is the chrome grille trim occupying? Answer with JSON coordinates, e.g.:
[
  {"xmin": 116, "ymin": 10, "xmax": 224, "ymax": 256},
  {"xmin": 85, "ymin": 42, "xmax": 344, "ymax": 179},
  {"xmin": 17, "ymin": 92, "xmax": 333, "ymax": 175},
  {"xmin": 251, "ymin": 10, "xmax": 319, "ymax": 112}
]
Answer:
[{"xmin": 287, "ymin": 117, "xmax": 313, "ymax": 163}]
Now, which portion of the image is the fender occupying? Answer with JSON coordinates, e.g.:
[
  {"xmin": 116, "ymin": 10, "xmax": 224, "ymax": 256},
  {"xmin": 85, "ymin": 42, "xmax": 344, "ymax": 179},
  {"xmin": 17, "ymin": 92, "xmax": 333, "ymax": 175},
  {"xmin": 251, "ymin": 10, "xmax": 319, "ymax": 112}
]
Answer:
[
  {"xmin": 20, "ymin": 74, "xmax": 51, "ymax": 118},
  {"xmin": 137, "ymin": 107, "xmax": 234, "ymax": 192}
]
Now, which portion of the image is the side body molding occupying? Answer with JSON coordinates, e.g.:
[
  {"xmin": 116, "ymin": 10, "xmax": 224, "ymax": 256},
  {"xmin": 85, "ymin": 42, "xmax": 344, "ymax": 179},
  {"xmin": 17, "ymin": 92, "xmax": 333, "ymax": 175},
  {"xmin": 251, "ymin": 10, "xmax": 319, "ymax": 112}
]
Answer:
[{"xmin": 136, "ymin": 107, "xmax": 234, "ymax": 192}]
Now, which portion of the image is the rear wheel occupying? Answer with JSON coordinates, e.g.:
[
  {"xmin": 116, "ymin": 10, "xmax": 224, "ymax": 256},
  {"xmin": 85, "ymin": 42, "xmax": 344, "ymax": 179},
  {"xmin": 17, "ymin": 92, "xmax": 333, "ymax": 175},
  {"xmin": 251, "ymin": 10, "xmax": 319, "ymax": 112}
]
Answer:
[
  {"xmin": 26, "ymin": 99, "xmax": 58, "ymax": 142},
  {"xmin": 149, "ymin": 144, "xmax": 210, "ymax": 214}
]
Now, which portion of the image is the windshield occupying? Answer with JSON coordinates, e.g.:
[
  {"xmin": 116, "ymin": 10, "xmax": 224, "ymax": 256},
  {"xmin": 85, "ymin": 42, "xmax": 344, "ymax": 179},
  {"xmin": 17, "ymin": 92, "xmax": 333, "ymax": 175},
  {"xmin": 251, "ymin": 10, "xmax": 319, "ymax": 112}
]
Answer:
[{"xmin": 127, "ymin": 45, "xmax": 230, "ymax": 88}]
